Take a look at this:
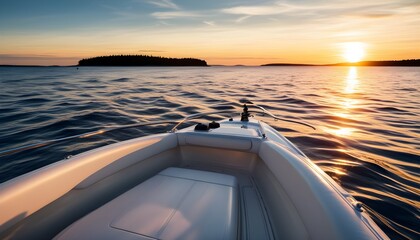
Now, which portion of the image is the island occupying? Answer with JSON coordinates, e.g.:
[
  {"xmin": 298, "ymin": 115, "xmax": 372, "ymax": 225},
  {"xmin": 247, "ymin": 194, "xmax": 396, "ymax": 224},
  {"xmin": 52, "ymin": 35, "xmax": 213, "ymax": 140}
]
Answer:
[
  {"xmin": 262, "ymin": 59, "xmax": 420, "ymax": 67},
  {"xmin": 78, "ymin": 55, "xmax": 207, "ymax": 66}
]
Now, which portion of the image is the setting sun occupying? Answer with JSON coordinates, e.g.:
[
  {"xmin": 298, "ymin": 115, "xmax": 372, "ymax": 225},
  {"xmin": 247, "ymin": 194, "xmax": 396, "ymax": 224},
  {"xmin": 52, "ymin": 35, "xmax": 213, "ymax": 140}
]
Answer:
[{"xmin": 342, "ymin": 42, "xmax": 366, "ymax": 63}]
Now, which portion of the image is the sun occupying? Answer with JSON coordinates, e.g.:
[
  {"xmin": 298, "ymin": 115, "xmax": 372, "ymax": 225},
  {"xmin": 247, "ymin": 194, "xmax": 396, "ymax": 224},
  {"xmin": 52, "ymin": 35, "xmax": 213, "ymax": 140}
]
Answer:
[{"xmin": 342, "ymin": 42, "xmax": 365, "ymax": 63}]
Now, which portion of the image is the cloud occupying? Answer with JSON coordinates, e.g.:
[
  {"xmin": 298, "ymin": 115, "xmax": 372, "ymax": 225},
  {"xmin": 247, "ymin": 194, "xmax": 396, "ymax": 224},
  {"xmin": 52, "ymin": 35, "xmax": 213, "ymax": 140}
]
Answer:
[
  {"xmin": 222, "ymin": 4, "xmax": 290, "ymax": 16},
  {"xmin": 220, "ymin": 1, "xmax": 416, "ymax": 21},
  {"xmin": 147, "ymin": 0, "xmax": 179, "ymax": 10},
  {"xmin": 355, "ymin": 13, "xmax": 395, "ymax": 19},
  {"xmin": 235, "ymin": 15, "xmax": 251, "ymax": 23},
  {"xmin": 203, "ymin": 21, "xmax": 215, "ymax": 26},
  {"xmin": 151, "ymin": 11, "xmax": 201, "ymax": 19}
]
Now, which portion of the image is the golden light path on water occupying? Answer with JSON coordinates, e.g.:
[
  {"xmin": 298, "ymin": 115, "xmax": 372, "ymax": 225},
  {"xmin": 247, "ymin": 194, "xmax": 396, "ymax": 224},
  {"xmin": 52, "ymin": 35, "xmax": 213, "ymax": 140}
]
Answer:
[
  {"xmin": 322, "ymin": 67, "xmax": 362, "ymax": 182},
  {"xmin": 320, "ymin": 67, "xmax": 419, "ymax": 209},
  {"xmin": 325, "ymin": 67, "xmax": 359, "ymax": 138}
]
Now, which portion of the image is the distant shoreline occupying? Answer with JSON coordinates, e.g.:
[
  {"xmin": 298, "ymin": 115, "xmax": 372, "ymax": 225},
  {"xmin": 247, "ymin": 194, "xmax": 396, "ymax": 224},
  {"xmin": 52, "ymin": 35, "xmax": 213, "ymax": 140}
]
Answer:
[
  {"xmin": 262, "ymin": 59, "xmax": 420, "ymax": 67},
  {"xmin": 1, "ymin": 59, "xmax": 420, "ymax": 67},
  {"xmin": 261, "ymin": 63, "xmax": 315, "ymax": 67}
]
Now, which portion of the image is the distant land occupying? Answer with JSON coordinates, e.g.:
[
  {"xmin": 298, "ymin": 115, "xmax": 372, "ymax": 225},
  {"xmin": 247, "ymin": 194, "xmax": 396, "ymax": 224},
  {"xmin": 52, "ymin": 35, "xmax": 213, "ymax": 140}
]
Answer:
[
  {"xmin": 327, "ymin": 59, "xmax": 420, "ymax": 66},
  {"xmin": 1, "ymin": 58, "xmax": 420, "ymax": 67},
  {"xmin": 261, "ymin": 63, "xmax": 315, "ymax": 66},
  {"xmin": 78, "ymin": 55, "xmax": 207, "ymax": 66},
  {"xmin": 262, "ymin": 59, "xmax": 420, "ymax": 67}
]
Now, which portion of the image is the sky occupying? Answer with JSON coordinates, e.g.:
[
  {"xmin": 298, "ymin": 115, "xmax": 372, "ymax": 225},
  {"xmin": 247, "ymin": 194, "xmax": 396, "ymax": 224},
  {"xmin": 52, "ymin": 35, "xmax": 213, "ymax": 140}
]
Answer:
[{"xmin": 0, "ymin": 0, "xmax": 419, "ymax": 65}]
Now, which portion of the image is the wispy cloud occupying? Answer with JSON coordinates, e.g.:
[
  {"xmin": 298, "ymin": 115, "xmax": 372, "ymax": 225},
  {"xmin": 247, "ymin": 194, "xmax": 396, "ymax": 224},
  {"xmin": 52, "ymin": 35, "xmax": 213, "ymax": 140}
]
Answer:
[
  {"xmin": 147, "ymin": 0, "xmax": 179, "ymax": 10},
  {"xmin": 352, "ymin": 12, "xmax": 395, "ymax": 19},
  {"xmin": 157, "ymin": 21, "xmax": 170, "ymax": 25},
  {"xmin": 222, "ymin": 3, "xmax": 290, "ymax": 16},
  {"xmin": 221, "ymin": 1, "xmax": 417, "ymax": 20},
  {"xmin": 151, "ymin": 11, "xmax": 201, "ymax": 19},
  {"xmin": 203, "ymin": 21, "xmax": 215, "ymax": 26},
  {"xmin": 235, "ymin": 15, "xmax": 251, "ymax": 23}
]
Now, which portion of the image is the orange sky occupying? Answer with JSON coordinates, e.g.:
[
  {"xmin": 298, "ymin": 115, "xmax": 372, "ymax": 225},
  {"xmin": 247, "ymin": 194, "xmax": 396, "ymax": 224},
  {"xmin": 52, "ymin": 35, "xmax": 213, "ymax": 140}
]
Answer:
[{"xmin": 1, "ymin": 1, "xmax": 419, "ymax": 65}]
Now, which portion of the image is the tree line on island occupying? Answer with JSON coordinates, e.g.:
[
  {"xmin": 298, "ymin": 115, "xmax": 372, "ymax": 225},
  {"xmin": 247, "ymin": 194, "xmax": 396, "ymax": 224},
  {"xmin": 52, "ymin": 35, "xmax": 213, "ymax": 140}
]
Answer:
[{"xmin": 78, "ymin": 55, "xmax": 207, "ymax": 66}]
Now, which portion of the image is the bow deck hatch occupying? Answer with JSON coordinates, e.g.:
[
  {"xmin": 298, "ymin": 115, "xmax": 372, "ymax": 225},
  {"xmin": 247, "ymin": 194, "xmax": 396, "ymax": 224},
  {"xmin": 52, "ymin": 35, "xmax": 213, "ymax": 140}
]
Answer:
[{"xmin": 55, "ymin": 168, "xmax": 238, "ymax": 240}]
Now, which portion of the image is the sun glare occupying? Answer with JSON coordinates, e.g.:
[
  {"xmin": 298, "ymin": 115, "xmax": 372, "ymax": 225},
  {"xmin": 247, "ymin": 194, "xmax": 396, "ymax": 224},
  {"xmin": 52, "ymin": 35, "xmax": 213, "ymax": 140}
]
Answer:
[{"xmin": 342, "ymin": 42, "xmax": 365, "ymax": 63}]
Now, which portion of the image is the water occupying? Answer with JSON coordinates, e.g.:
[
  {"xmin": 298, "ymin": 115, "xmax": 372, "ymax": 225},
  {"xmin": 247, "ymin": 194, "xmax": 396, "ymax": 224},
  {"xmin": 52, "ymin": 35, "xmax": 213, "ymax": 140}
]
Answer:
[{"xmin": 0, "ymin": 66, "xmax": 419, "ymax": 239}]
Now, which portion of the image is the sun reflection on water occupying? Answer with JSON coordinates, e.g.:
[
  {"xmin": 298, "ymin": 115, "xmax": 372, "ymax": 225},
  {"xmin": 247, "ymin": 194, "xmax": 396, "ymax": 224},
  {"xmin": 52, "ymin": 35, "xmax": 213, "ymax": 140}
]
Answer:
[
  {"xmin": 332, "ymin": 127, "xmax": 355, "ymax": 136},
  {"xmin": 325, "ymin": 67, "xmax": 362, "ymax": 138},
  {"xmin": 342, "ymin": 99, "xmax": 359, "ymax": 109},
  {"xmin": 332, "ymin": 168, "xmax": 346, "ymax": 175},
  {"xmin": 323, "ymin": 67, "xmax": 368, "ymax": 182},
  {"xmin": 345, "ymin": 67, "xmax": 359, "ymax": 94}
]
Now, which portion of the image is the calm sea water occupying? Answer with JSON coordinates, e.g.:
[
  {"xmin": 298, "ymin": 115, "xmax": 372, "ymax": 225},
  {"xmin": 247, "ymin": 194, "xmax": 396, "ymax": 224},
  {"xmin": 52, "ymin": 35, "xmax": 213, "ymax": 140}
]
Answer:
[{"xmin": 0, "ymin": 66, "xmax": 419, "ymax": 239}]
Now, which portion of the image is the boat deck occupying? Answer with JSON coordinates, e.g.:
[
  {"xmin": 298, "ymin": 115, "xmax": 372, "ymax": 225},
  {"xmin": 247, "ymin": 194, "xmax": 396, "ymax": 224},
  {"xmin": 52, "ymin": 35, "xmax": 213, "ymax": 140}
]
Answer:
[
  {"xmin": 0, "ymin": 119, "xmax": 388, "ymax": 240},
  {"xmin": 186, "ymin": 165, "xmax": 275, "ymax": 240},
  {"xmin": 55, "ymin": 166, "xmax": 274, "ymax": 240}
]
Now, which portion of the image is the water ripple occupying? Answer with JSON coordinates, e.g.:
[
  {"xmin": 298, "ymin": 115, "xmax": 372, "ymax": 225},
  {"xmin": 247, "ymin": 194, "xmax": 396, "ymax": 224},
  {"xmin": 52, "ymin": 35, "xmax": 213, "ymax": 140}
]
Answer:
[{"xmin": 0, "ymin": 66, "xmax": 419, "ymax": 239}]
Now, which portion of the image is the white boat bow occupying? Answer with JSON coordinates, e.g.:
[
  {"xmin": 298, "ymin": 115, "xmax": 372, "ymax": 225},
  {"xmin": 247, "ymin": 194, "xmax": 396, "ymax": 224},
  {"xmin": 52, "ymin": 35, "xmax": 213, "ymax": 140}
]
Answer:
[{"xmin": 0, "ymin": 104, "xmax": 389, "ymax": 240}]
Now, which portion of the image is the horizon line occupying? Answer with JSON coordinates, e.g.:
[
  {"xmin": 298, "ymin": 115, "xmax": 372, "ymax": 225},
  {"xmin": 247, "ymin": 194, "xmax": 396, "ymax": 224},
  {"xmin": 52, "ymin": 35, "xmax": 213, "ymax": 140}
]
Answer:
[{"xmin": 1, "ymin": 58, "xmax": 420, "ymax": 67}]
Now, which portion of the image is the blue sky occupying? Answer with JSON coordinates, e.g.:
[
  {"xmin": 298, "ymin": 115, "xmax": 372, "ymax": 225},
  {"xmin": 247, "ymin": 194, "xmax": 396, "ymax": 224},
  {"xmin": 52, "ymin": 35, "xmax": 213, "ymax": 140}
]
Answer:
[{"xmin": 1, "ymin": 0, "xmax": 419, "ymax": 65}]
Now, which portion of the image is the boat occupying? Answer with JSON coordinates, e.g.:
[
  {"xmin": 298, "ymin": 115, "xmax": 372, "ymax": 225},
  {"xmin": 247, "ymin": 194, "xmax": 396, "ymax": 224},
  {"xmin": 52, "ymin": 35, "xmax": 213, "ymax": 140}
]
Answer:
[{"xmin": 0, "ymin": 102, "xmax": 389, "ymax": 240}]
